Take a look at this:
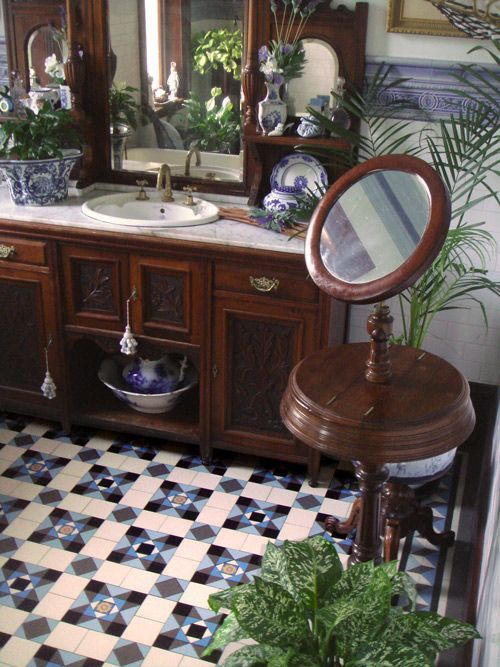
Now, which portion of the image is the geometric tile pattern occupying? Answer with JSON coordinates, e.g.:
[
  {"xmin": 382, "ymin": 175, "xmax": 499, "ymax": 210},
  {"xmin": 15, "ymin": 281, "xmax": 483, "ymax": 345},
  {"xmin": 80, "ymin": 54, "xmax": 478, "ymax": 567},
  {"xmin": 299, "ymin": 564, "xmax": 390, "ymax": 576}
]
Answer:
[{"xmin": 0, "ymin": 411, "xmax": 458, "ymax": 666}]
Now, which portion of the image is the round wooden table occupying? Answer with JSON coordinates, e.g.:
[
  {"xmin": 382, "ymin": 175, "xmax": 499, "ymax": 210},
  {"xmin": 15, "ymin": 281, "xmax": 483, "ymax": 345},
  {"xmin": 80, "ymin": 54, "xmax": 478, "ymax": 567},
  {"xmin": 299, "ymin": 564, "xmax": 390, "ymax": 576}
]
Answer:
[{"xmin": 280, "ymin": 342, "xmax": 475, "ymax": 564}]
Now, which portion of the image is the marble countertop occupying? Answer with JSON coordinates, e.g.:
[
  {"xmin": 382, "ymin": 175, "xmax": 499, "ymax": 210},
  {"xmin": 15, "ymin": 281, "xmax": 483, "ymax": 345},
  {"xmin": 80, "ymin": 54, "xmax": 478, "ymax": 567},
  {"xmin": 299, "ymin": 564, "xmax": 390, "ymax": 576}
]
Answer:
[{"xmin": 0, "ymin": 185, "xmax": 306, "ymax": 256}]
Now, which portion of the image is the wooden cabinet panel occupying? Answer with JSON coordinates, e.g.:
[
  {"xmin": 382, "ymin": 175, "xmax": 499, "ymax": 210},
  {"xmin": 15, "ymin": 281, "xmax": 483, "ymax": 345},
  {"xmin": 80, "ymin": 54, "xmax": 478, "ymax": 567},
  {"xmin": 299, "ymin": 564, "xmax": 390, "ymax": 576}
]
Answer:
[
  {"xmin": 130, "ymin": 255, "xmax": 207, "ymax": 343},
  {"xmin": 211, "ymin": 292, "xmax": 317, "ymax": 462},
  {"xmin": 61, "ymin": 244, "xmax": 129, "ymax": 331},
  {"xmin": 0, "ymin": 236, "xmax": 47, "ymax": 266}
]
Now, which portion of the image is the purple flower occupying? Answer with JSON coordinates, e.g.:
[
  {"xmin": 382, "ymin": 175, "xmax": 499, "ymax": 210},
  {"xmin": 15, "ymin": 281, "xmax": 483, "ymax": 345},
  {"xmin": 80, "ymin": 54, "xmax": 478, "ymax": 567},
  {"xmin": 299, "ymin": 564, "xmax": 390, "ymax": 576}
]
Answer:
[
  {"xmin": 272, "ymin": 72, "xmax": 285, "ymax": 86},
  {"xmin": 301, "ymin": 0, "xmax": 325, "ymax": 16},
  {"xmin": 258, "ymin": 45, "xmax": 269, "ymax": 63},
  {"xmin": 280, "ymin": 43, "xmax": 293, "ymax": 55}
]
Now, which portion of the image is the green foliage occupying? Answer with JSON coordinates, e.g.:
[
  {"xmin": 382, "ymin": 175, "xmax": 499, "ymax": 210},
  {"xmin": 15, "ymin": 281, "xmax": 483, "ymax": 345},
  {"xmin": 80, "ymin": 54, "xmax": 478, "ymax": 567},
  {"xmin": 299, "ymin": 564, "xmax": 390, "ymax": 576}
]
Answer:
[
  {"xmin": 109, "ymin": 82, "xmax": 139, "ymax": 133},
  {"xmin": 192, "ymin": 27, "xmax": 242, "ymax": 80},
  {"xmin": 303, "ymin": 44, "xmax": 500, "ymax": 348},
  {"xmin": 183, "ymin": 87, "xmax": 240, "ymax": 153},
  {"xmin": 204, "ymin": 536, "xmax": 479, "ymax": 666},
  {"xmin": 0, "ymin": 101, "xmax": 81, "ymax": 160}
]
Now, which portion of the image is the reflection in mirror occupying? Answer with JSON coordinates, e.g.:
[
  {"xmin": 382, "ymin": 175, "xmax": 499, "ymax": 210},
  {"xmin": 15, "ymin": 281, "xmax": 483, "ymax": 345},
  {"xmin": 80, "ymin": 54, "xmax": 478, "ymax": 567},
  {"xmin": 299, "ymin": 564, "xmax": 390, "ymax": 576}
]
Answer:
[
  {"xmin": 320, "ymin": 171, "xmax": 430, "ymax": 284},
  {"xmin": 108, "ymin": 0, "xmax": 244, "ymax": 182},
  {"xmin": 286, "ymin": 39, "xmax": 338, "ymax": 116},
  {"xmin": 27, "ymin": 26, "xmax": 65, "ymax": 88}
]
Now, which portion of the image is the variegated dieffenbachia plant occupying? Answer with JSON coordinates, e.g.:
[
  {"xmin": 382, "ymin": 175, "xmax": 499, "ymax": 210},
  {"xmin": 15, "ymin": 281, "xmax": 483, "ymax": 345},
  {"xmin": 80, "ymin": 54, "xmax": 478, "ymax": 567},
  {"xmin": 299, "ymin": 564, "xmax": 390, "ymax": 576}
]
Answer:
[{"xmin": 204, "ymin": 535, "xmax": 479, "ymax": 666}]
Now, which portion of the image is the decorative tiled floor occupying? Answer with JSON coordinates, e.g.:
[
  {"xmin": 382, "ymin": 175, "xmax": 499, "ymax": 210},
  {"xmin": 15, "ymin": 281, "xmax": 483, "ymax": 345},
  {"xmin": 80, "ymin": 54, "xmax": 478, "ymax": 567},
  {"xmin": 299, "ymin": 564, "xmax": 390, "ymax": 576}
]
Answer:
[{"xmin": 0, "ymin": 412, "xmax": 458, "ymax": 666}]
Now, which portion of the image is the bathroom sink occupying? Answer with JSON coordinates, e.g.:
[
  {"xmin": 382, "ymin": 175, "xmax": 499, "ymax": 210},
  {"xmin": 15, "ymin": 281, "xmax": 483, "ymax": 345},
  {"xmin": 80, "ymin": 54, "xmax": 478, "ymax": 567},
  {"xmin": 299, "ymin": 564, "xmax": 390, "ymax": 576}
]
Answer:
[
  {"xmin": 81, "ymin": 192, "xmax": 220, "ymax": 227},
  {"xmin": 171, "ymin": 166, "xmax": 242, "ymax": 181}
]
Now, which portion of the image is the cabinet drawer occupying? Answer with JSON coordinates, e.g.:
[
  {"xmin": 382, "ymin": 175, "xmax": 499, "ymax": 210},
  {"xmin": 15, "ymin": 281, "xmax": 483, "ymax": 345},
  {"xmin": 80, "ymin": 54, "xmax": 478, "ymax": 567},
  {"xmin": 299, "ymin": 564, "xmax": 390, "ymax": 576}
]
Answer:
[
  {"xmin": 0, "ymin": 236, "xmax": 47, "ymax": 266},
  {"xmin": 214, "ymin": 262, "xmax": 318, "ymax": 303}
]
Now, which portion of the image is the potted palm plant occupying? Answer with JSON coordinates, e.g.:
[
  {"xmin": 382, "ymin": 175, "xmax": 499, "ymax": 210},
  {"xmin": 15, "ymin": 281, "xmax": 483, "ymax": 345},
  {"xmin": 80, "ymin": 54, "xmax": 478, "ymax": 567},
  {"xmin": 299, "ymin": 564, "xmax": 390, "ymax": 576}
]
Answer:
[
  {"xmin": 204, "ymin": 536, "xmax": 479, "ymax": 666},
  {"xmin": 0, "ymin": 100, "xmax": 82, "ymax": 205},
  {"xmin": 109, "ymin": 82, "xmax": 139, "ymax": 169}
]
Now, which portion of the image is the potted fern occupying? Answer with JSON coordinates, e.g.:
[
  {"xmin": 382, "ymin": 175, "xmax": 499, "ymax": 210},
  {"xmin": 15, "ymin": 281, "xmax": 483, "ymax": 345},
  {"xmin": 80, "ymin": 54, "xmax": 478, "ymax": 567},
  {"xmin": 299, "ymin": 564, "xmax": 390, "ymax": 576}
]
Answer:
[
  {"xmin": 204, "ymin": 536, "xmax": 479, "ymax": 666},
  {"xmin": 0, "ymin": 100, "xmax": 82, "ymax": 205},
  {"xmin": 109, "ymin": 82, "xmax": 139, "ymax": 169}
]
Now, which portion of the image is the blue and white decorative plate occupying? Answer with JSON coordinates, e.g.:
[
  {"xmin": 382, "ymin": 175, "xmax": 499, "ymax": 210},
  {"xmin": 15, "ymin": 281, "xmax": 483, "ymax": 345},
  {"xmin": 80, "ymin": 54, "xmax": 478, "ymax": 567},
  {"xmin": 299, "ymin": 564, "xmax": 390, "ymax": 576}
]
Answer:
[{"xmin": 270, "ymin": 153, "xmax": 328, "ymax": 196}]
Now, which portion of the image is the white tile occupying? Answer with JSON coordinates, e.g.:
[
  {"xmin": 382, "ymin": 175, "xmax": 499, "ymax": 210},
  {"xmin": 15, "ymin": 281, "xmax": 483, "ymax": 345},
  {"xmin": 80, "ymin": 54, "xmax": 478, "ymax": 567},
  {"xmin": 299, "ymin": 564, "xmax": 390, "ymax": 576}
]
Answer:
[
  {"xmin": 21, "ymin": 421, "xmax": 52, "ymax": 437},
  {"xmin": 142, "ymin": 647, "xmax": 183, "ymax": 667},
  {"xmin": 48, "ymin": 572, "xmax": 89, "ymax": 599},
  {"xmin": 46, "ymin": 622, "xmax": 88, "ymax": 652},
  {"xmin": 320, "ymin": 497, "xmax": 353, "ymax": 518},
  {"xmin": 241, "ymin": 481, "xmax": 271, "ymax": 501},
  {"xmin": 3, "ymin": 517, "xmax": 38, "ymax": 540},
  {"xmin": 153, "ymin": 444, "xmax": 184, "ymax": 465},
  {"xmin": 33, "ymin": 592, "xmax": 75, "ymax": 620},
  {"xmin": 96, "ymin": 452, "xmax": 127, "ymax": 468},
  {"xmin": 206, "ymin": 490, "xmax": 238, "ymax": 511},
  {"xmin": 0, "ymin": 444, "xmax": 23, "ymax": 461},
  {"xmin": 195, "ymin": 505, "xmax": 229, "ymax": 528},
  {"xmin": 180, "ymin": 581, "xmax": 212, "ymax": 609},
  {"xmin": 52, "ymin": 442, "xmax": 82, "ymax": 459},
  {"xmin": 173, "ymin": 538, "xmax": 210, "ymax": 563},
  {"xmin": 9, "ymin": 480, "xmax": 41, "ymax": 501},
  {"xmin": 213, "ymin": 528, "xmax": 247, "ymax": 550},
  {"xmin": 137, "ymin": 595, "xmax": 177, "ymax": 622},
  {"xmin": 0, "ymin": 607, "xmax": 29, "ymax": 634},
  {"xmin": 38, "ymin": 547, "xmax": 76, "ymax": 571},
  {"xmin": 57, "ymin": 492, "xmax": 91, "ymax": 514},
  {"xmin": 83, "ymin": 498, "xmax": 115, "ymax": 519},
  {"xmin": 191, "ymin": 471, "xmax": 222, "ymax": 490},
  {"xmin": 159, "ymin": 515, "xmax": 193, "ymax": 538},
  {"xmin": 163, "ymin": 555, "xmax": 199, "ymax": 580},
  {"xmin": 0, "ymin": 636, "xmax": 39, "ymax": 666},
  {"xmin": 0, "ymin": 477, "xmax": 21, "ymax": 496},
  {"xmin": 18, "ymin": 502, "xmax": 53, "ymax": 524},
  {"xmin": 93, "ymin": 520, "xmax": 130, "ymax": 542},
  {"xmin": 48, "ymin": 472, "xmax": 80, "ymax": 492},
  {"xmin": 267, "ymin": 487, "xmax": 297, "ymax": 506},
  {"xmin": 80, "ymin": 536, "xmax": 116, "ymax": 559},
  {"xmin": 13, "ymin": 541, "xmax": 51, "ymax": 565},
  {"xmin": 59, "ymin": 460, "xmax": 92, "ymax": 478},
  {"xmin": 224, "ymin": 463, "xmax": 255, "ymax": 482},
  {"xmin": 179, "ymin": 655, "xmax": 214, "ymax": 666},
  {"xmin": 94, "ymin": 561, "xmax": 130, "ymax": 586},
  {"xmin": 121, "ymin": 567, "xmax": 159, "ymax": 594},
  {"xmin": 132, "ymin": 475, "xmax": 163, "ymax": 493},
  {"xmin": 76, "ymin": 629, "xmax": 117, "ymax": 661},
  {"xmin": 285, "ymin": 507, "xmax": 317, "ymax": 528},
  {"xmin": 29, "ymin": 437, "xmax": 59, "ymax": 454},
  {"xmin": 117, "ymin": 457, "xmax": 149, "ymax": 474},
  {"xmin": 122, "ymin": 615, "xmax": 164, "ymax": 644},
  {"xmin": 242, "ymin": 533, "xmax": 271, "ymax": 556},
  {"xmin": 167, "ymin": 467, "xmax": 197, "ymax": 485},
  {"xmin": 86, "ymin": 434, "xmax": 115, "ymax": 451},
  {"xmin": 120, "ymin": 488, "xmax": 153, "ymax": 508},
  {"xmin": 278, "ymin": 523, "xmax": 312, "ymax": 541},
  {"xmin": 134, "ymin": 510, "xmax": 167, "ymax": 532}
]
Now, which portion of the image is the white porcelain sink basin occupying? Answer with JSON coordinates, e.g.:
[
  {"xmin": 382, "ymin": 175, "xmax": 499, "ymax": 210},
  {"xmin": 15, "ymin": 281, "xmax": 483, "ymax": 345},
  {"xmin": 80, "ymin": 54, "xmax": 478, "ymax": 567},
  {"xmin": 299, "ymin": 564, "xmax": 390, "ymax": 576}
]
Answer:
[
  {"xmin": 82, "ymin": 192, "xmax": 219, "ymax": 227},
  {"xmin": 171, "ymin": 166, "xmax": 242, "ymax": 181}
]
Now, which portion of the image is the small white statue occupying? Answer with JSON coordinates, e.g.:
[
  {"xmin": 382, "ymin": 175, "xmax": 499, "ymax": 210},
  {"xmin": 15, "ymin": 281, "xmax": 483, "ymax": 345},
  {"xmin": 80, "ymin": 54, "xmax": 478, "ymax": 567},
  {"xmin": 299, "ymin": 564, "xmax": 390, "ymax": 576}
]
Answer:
[{"xmin": 167, "ymin": 61, "xmax": 179, "ymax": 100}]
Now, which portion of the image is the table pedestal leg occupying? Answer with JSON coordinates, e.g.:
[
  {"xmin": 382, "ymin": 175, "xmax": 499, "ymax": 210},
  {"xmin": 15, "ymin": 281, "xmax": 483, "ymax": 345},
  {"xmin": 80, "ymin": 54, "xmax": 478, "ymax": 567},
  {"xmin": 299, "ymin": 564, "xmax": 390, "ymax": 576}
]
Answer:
[{"xmin": 348, "ymin": 461, "xmax": 389, "ymax": 565}]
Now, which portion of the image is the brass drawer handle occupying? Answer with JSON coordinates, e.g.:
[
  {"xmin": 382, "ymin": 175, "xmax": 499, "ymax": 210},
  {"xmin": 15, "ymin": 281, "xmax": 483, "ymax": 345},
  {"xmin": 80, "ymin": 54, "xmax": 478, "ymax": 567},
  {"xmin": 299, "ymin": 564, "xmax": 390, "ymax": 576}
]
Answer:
[
  {"xmin": 0, "ymin": 244, "xmax": 15, "ymax": 259},
  {"xmin": 249, "ymin": 276, "xmax": 279, "ymax": 293}
]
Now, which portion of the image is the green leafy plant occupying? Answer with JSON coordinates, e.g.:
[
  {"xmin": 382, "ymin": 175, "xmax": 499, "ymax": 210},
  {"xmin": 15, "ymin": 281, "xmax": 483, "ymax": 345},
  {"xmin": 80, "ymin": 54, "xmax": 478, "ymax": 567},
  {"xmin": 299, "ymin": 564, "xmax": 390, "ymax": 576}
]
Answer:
[
  {"xmin": 204, "ymin": 535, "xmax": 479, "ymax": 666},
  {"xmin": 192, "ymin": 27, "xmax": 242, "ymax": 80},
  {"xmin": 0, "ymin": 101, "xmax": 81, "ymax": 160},
  {"xmin": 109, "ymin": 82, "xmax": 139, "ymax": 134},
  {"xmin": 183, "ymin": 86, "xmax": 240, "ymax": 153},
  {"xmin": 304, "ymin": 46, "xmax": 500, "ymax": 348}
]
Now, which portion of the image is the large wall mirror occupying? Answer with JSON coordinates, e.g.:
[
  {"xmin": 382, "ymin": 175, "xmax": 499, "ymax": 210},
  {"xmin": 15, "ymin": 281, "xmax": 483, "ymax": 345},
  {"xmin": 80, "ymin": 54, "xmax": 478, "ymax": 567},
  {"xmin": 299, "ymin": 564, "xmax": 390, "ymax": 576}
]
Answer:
[{"xmin": 108, "ymin": 0, "xmax": 244, "ymax": 185}]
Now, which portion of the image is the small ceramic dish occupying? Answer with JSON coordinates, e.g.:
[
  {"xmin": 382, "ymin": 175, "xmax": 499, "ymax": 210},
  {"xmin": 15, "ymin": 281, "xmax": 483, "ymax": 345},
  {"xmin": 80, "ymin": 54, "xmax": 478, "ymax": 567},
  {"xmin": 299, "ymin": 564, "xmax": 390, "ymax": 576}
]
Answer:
[
  {"xmin": 98, "ymin": 355, "xmax": 198, "ymax": 414},
  {"xmin": 270, "ymin": 153, "xmax": 328, "ymax": 196}
]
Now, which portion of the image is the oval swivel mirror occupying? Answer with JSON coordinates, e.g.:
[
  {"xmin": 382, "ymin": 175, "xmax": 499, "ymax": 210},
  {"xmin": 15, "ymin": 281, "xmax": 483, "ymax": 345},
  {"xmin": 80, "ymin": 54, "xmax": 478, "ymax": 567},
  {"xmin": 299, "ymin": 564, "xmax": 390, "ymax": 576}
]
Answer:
[
  {"xmin": 306, "ymin": 154, "xmax": 451, "ymax": 384},
  {"xmin": 306, "ymin": 154, "xmax": 451, "ymax": 305}
]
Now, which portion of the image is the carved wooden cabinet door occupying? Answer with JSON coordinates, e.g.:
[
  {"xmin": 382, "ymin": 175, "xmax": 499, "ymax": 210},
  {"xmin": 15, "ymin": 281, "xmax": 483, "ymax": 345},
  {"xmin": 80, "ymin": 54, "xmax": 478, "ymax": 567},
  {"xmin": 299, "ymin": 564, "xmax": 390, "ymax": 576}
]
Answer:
[
  {"xmin": 0, "ymin": 262, "xmax": 61, "ymax": 410},
  {"xmin": 211, "ymin": 292, "xmax": 317, "ymax": 463},
  {"xmin": 61, "ymin": 244, "xmax": 130, "ymax": 331}
]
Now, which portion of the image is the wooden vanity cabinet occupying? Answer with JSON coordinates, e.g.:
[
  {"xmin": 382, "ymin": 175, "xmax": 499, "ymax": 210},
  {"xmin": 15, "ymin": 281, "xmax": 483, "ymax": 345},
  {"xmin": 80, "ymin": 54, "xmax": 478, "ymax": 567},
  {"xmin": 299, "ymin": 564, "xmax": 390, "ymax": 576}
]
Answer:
[
  {"xmin": 0, "ymin": 222, "xmax": 337, "ymax": 466},
  {"xmin": 0, "ymin": 234, "xmax": 64, "ymax": 421}
]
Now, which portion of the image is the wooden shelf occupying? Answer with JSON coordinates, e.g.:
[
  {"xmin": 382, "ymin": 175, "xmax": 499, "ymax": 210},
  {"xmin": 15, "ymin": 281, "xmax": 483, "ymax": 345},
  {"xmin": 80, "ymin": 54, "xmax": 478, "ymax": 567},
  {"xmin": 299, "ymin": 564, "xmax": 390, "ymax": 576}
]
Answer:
[{"xmin": 245, "ymin": 134, "xmax": 350, "ymax": 150}]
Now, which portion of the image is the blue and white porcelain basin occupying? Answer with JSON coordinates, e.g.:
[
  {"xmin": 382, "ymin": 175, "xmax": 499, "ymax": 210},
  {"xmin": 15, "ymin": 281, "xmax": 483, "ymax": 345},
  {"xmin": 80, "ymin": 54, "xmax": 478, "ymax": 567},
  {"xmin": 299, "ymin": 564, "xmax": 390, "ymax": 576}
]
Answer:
[{"xmin": 82, "ymin": 191, "xmax": 219, "ymax": 227}]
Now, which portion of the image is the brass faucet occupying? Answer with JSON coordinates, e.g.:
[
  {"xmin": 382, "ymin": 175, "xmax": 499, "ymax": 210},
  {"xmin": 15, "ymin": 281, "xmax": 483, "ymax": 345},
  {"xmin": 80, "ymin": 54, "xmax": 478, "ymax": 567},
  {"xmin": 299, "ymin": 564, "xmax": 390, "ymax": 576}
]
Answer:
[
  {"xmin": 184, "ymin": 143, "xmax": 201, "ymax": 177},
  {"xmin": 156, "ymin": 163, "xmax": 174, "ymax": 202}
]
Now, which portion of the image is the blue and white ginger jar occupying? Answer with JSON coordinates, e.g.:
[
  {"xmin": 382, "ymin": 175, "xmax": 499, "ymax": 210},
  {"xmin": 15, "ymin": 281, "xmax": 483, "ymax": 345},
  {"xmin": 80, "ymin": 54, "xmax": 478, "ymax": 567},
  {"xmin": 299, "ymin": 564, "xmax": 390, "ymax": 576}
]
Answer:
[{"xmin": 263, "ymin": 185, "xmax": 303, "ymax": 213}]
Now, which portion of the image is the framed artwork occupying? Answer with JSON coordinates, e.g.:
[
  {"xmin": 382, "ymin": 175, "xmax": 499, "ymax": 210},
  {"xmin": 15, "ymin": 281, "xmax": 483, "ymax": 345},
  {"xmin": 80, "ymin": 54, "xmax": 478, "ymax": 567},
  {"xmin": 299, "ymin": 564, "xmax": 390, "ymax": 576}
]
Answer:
[{"xmin": 387, "ymin": 0, "xmax": 465, "ymax": 37}]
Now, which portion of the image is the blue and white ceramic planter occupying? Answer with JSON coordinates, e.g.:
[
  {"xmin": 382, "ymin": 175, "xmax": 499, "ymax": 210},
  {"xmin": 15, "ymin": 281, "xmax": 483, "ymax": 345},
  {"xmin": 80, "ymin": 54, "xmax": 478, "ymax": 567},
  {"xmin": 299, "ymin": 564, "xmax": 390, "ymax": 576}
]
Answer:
[
  {"xmin": 0, "ymin": 149, "xmax": 82, "ymax": 206},
  {"xmin": 258, "ymin": 81, "xmax": 287, "ymax": 135},
  {"xmin": 263, "ymin": 185, "xmax": 303, "ymax": 213}
]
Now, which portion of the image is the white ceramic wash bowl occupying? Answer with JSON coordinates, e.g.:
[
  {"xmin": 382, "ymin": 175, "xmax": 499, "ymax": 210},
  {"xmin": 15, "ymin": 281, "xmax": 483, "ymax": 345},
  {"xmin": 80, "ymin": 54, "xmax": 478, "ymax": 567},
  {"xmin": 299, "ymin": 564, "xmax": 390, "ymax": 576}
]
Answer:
[
  {"xmin": 81, "ymin": 191, "xmax": 219, "ymax": 227},
  {"xmin": 170, "ymin": 166, "xmax": 242, "ymax": 182},
  {"xmin": 98, "ymin": 355, "xmax": 198, "ymax": 414}
]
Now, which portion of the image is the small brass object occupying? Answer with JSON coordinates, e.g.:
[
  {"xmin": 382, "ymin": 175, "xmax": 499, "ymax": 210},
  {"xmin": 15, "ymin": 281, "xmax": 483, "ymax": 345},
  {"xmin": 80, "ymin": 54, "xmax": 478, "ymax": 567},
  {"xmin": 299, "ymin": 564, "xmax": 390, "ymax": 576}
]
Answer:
[
  {"xmin": 156, "ymin": 164, "xmax": 174, "ymax": 202},
  {"xmin": 184, "ymin": 143, "xmax": 201, "ymax": 177},
  {"xmin": 249, "ymin": 276, "xmax": 279, "ymax": 293},
  {"xmin": 0, "ymin": 244, "xmax": 15, "ymax": 259},
  {"xmin": 135, "ymin": 179, "xmax": 150, "ymax": 201},
  {"xmin": 183, "ymin": 186, "xmax": 197, "ymax": 206}
]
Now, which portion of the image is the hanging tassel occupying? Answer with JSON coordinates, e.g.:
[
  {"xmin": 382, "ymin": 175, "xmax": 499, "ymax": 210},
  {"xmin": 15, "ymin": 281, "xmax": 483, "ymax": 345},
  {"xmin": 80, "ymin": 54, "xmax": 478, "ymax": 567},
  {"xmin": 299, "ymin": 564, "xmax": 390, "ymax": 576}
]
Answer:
[
  {"xmin": 41, "ymin": 336, "xmax": 57, "ymax": 399},
  {"xmin": 120, "ymin": 287, "xmax": 138, "ymax": 355},
  {"xmin": 178, "ymin": 355, "xmax": 189, "ymax": 384}
]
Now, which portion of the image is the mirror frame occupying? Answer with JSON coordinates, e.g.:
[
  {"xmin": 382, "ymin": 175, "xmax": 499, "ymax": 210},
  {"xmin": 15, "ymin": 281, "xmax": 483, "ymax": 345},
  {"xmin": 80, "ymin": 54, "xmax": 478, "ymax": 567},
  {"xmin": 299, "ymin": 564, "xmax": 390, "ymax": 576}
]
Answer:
[{"xmin": 305, "ymin": 154, "xmax": 451, "ymax": 304}]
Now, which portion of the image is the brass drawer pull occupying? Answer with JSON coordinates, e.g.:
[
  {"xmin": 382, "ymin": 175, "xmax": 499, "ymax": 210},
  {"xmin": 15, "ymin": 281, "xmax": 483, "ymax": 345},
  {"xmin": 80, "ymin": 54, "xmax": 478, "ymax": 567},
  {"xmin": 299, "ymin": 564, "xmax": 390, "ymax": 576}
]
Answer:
[
  {"xmin": 0, "ymin": 244, "xmax": 15, "ymax": 259},
  {"xmin": 249, "ymin": 276, "xmax": 279, "ymax": 293}
]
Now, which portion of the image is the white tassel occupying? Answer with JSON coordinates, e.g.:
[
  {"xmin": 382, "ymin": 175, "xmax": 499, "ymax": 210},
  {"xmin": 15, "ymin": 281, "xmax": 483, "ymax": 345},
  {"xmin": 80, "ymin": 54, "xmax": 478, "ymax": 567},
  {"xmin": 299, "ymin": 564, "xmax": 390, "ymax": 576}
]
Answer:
[
  {"xmin": 41, "ymin": 337, "xmax": 57, "ymax": 399},
  {"xmin": 178, "ymin": 355, "xmax": 188, "ymax": 383},
  {"xmin": 120, "ymin": 288, "xmax": 138, "ymax": 355}
]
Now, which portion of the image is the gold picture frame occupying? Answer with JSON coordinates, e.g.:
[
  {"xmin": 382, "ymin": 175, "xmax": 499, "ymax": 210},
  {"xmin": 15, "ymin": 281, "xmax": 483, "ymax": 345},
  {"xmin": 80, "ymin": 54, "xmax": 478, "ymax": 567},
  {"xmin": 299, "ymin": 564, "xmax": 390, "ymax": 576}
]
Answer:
[{"xmin": 387, "ymin": 0, "xmax": 465, "ymax": 36}]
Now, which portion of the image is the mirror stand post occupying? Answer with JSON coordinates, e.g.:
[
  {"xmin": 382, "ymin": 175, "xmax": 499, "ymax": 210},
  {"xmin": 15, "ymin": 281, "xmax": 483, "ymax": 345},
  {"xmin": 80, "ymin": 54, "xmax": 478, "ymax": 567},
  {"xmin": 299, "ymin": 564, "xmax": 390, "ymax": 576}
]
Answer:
[{"xmin": 365, "ymin": 302, "xmax": 393, "ymax": 384}]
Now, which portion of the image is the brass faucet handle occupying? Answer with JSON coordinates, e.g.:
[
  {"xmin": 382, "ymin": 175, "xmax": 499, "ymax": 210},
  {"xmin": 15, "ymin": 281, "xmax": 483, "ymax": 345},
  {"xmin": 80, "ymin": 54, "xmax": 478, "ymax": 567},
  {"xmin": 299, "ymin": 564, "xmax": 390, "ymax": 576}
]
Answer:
[
  {"xmin": 135, "ymin": 179, "xmax": 150, "ymax": 201},
  {"xmin": 183, "ymin": 186, "xmax": 197, "ymax": 206}
]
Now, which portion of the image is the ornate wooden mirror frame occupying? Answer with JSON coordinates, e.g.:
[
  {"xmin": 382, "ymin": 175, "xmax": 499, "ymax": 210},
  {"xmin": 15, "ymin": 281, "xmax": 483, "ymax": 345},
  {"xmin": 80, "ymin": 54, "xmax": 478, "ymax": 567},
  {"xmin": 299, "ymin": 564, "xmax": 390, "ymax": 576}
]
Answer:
[{"xmin": 2, "ymin": 0, "xmax": 368, "ymax": 196}]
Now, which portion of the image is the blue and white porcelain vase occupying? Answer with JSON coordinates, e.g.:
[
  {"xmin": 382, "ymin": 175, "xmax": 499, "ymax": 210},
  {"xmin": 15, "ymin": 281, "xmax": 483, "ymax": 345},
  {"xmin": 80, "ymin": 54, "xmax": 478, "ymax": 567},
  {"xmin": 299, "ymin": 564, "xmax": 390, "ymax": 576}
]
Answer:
[
  {"xmin": 0, "ymin": 149, "xmax": 82, "ymax": 206},
  {"xmin": 258, "ymin": 81, "xmax": 287, "ymax": 135},
  {"xmin": 263, "ymin": 185, "xmax": 303, "ymax": 213}
]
